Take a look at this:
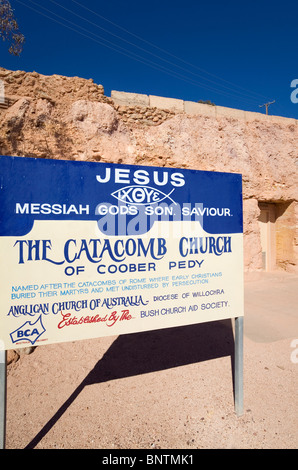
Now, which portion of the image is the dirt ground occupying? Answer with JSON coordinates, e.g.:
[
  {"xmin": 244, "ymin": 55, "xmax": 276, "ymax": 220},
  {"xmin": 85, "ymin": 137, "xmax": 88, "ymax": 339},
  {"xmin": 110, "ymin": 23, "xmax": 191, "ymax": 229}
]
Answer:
[{"xmin": 4, "ymin": 271, "xmax": 298, "ymax": 450}]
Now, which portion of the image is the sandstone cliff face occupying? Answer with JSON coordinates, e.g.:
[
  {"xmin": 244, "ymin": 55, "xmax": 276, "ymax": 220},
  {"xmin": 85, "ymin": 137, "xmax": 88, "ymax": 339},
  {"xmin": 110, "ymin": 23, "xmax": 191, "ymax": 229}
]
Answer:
[{"xmin": 0, "ymin": 68, "xmax": 297, "ymax": 271}]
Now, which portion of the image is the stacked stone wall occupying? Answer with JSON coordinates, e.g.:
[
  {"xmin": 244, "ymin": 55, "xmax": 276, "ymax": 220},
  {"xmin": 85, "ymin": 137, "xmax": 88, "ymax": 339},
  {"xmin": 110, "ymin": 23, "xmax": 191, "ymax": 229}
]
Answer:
[{"xmin": 111, "ymin": 90, "xmax": 298, "ymax": 127}]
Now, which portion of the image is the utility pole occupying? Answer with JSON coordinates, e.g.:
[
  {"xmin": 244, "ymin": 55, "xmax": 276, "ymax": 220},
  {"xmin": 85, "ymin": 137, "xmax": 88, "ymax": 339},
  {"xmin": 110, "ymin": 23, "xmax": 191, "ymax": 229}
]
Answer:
[{"xmin": 259, "ymin": 100, "xmax": 275, "ymax": 115}]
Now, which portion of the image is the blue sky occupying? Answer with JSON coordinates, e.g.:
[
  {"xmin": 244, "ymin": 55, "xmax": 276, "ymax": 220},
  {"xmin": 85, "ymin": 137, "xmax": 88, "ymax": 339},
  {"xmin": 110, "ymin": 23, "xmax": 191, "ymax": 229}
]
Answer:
[{"xmin": 1, "ymin": 0, "xmax": 298, "ymax": 118}]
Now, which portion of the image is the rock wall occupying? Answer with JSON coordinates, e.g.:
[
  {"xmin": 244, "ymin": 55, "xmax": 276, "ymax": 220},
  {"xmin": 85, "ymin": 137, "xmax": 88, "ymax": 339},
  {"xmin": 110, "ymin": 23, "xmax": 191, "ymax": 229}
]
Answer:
[{"xmin": 0, "ymin": 67, "xmax": 297, "ymax": 272}]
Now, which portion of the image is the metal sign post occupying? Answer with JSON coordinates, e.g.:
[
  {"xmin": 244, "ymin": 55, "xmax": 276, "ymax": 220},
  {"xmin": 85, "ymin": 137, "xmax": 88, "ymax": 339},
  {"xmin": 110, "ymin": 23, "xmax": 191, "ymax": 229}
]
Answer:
[
  {"xmin": 0, "ymin": 347, "xmax": 6, "ymax": 449},
  {"xmin": 234, "ymin": 316, "xmax": 244, "ymax": 416}
]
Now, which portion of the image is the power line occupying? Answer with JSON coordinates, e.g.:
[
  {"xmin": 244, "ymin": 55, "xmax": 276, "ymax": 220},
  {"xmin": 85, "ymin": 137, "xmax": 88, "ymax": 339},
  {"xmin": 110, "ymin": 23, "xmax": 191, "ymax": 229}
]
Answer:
[
  {"xmin": 70, "ymin": 0, "xmax": 271, "ymax": 103},
  {"xmin": 259, "ymin": 100, "xmax": 275, "ymax": 115},
  {"xmin": 15, "ymin": 0, "xmax": 270, "ymax": 108},
  {"xmin": 51, "ymin": 0, "xmax": 254, "ymax": 100}
]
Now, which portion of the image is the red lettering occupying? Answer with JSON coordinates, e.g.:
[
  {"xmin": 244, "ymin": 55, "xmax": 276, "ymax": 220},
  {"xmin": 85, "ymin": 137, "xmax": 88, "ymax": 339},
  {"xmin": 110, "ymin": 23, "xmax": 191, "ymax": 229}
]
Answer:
[
  {"xmin": 107, "ymin": 311, "xmax": 119, "ymax": 327},
  {"xmin": 57, "ymin": 311, "xmax": 108, "ymax": 329},
  {"xmin": 57, "ymin": 310, "xmax": 134, "ymax": 330},
  {"xmin": 58, "ymin": 312, "xmax": 71, "ymax": 329},
  {"xmin": 120, "ymin": 309, "xmax": 133, "ymax": 321}
]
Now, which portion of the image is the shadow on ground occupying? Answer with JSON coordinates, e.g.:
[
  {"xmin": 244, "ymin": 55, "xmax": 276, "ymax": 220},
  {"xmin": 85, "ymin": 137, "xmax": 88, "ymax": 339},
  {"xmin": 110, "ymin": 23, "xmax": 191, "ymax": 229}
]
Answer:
[{"xmin": 25, "ymin": 319, "xmax": 236, "ymax": 449}]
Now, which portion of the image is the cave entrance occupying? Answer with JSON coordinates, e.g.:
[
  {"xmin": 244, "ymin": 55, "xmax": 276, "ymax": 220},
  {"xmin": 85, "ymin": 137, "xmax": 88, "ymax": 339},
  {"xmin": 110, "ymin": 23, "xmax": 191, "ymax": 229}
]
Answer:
[
  {"xmin": 258, "ymin": 203, "xmax": 276, "ymax": 271},
  {"xmin": 258, "ymin": 201, "xmax": 296, "ymax": 271}
]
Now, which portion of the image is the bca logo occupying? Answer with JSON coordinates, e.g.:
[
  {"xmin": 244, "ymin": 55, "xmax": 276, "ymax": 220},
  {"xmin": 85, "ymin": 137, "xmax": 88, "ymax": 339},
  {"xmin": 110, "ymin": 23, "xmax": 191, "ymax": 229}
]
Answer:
[{"xmin": 10, "ymin": 315, "xmax": 46, "ymax": 345}]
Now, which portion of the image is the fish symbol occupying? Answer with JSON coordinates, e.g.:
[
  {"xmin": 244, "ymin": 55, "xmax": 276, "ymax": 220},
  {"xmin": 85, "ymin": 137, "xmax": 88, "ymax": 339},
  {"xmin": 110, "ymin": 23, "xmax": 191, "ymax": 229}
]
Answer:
[{"xmin": 111, "ymin": 185, "xmax": 177, "ymax": 205}]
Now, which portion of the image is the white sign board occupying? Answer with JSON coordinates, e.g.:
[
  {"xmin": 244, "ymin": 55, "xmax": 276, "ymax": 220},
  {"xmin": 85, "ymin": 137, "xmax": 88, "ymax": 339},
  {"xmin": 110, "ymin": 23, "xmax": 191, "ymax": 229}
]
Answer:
[{"xmin": 0, "ymin": 156, "xmax": 243, "ymax": 350}]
